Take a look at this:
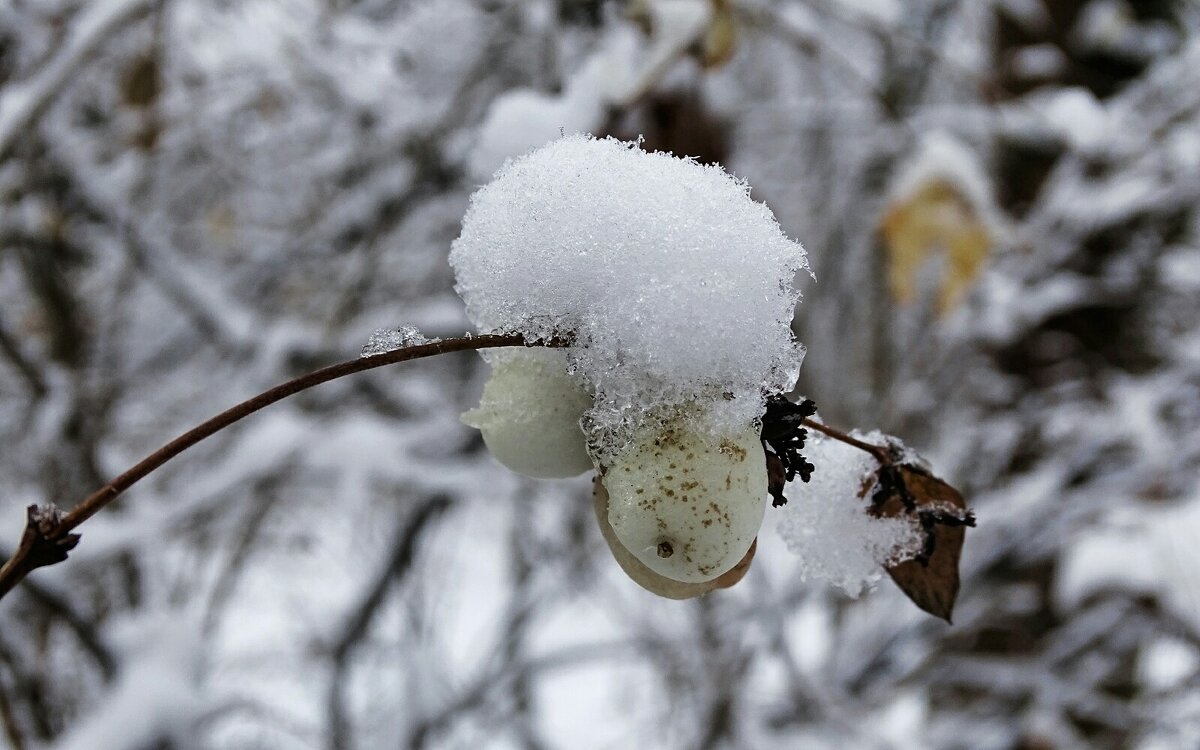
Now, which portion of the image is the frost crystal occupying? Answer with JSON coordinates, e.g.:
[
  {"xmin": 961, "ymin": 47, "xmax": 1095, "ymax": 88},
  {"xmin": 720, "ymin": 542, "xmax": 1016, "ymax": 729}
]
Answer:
[
  {"xmin": 776, "ymin": 432, "xmax": 922, "ymax": 597},
  {"xmin": 360, "ymin": 325, "xmax": 431, "ymax": 357},
  {"xmin": 450, "ymin": 135, "xmax": 808, "ymax": 456}
]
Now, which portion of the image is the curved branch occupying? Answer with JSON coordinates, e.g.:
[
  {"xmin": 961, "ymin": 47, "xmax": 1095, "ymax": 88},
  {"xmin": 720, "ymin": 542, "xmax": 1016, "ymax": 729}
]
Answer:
[
  {"xmin": 801, "ymin": 418, "xmax": 890, "ymax": 464},
  {"xmin": 0, "ymin": 333, "xmax": 554, "ymax": 601}
]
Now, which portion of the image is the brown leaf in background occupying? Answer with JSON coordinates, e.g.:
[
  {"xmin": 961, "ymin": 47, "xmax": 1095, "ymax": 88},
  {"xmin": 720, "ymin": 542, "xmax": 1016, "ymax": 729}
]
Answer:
[
  {"xmin": 870, "ymin": 465, "xmax": 973, "ymax": 623},
  {"xmin": 120, "ymin": 55, "xmax": 160, "ymax": 108}
]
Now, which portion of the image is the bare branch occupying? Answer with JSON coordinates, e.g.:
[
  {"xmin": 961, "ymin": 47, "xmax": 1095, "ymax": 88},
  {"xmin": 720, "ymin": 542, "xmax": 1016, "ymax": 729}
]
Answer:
[
  {"xmin": 0, "ymin": 333, "xmax": 559, "ymax": 601},
  {"xmin": 801, "ymin": 417, "xmax": 890, "ymax": 464},
  {"xmin": 326, "ymin": 495, "xmax": 451, "ymax": 750},
  {"xmin": 0, "ymin": 313, "xmax": 46, "ymax": 399}
]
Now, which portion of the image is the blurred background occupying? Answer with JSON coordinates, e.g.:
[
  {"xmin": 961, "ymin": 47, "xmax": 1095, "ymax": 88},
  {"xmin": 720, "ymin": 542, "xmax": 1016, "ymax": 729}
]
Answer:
[{"xmin": 1, "ymin": 0, "xmax": 1199, "ymax": 747}]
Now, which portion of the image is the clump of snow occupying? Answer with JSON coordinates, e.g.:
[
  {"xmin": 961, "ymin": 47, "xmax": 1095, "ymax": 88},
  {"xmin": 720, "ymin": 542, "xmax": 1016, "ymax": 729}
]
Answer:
[
  {"xmin": 1071, "ymin": 0, "xmax": 1177, "ymax": 63},
  {"xmin": 776, "ymin": 432, "xmax": 921, "ymax": 597},
  {"xmin": 469, "ymin": 38, "xmax": 636, "ymax": 179},
  {"xmin": 360, "ymin": 325, "xmax": 432, "ymax": 357},
  {"xmin": 450, "ymin": 135, "xmax": 808, "ymax": 458},
  {"xmin": 1056, "ymin": 494, "xmax": 1200, "ymax": 632},
  {"xmin": 1139, "ymin": 636, "xmax": 1200, "ymax": 692},
  {"xmin": 997, "ymin": 0, "xmax": 1052, "ymax": 33},
  {"xmin": 1009, "ymin": 44, "xmax": 1067, "ymax": 81},
  {"xmin": 469, "ymin": 0, "xmax": 720, "ymax": 178},
  {"xmin": 1030, "ymin": 87, "xmax": 1110, "ymax": 155}
]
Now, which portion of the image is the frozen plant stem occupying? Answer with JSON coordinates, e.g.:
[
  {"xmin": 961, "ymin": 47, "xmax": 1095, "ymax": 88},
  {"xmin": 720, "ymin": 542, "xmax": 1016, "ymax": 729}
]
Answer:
[
  {"xmin": 800, "ymin": 418, "xmax": 891, "ymax": 465},
  {"xmin": 0, "ymin": 333, "xmax": 549, "ymax": 602},
  {"xmin": 0, "ymin": 332, "xmax": 887, "ymax": 604}
]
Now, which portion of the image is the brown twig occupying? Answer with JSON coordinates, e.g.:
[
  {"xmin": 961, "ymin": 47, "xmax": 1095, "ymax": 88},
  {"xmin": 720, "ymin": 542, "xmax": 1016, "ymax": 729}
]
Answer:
[
  {"xmin": 0, "ymin": 507, "xmax": 81, "ymax": 602},
  {"xmin": 0, "ymin": 333, "xmax": 555, "ymax": 602},
  {"xmin": 327, "ymin": 495, "xmax": 450, "ymax": 750},
  {"xmin": 801, "ymin": 417, "xmax": 891, "ymax": 465}
]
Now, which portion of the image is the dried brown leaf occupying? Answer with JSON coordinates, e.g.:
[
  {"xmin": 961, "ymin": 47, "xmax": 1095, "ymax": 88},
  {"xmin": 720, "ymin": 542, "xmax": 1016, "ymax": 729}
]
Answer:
[{"xmin": 869, "ymin": 466, "xmax": 971, "ymax": 623}]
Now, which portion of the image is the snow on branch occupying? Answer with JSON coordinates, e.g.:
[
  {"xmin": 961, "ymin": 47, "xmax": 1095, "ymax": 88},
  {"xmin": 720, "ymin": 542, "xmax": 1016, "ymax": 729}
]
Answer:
[{"xmin": 0, "ymin": 0, "xmax": 157, "ymax": 159}]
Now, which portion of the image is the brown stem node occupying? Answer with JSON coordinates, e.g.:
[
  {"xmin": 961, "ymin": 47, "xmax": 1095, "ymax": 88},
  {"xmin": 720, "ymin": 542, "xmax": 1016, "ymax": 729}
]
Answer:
[{"xmin": 0, "ymin": 505, "xmax": 81, "ymax": 600}]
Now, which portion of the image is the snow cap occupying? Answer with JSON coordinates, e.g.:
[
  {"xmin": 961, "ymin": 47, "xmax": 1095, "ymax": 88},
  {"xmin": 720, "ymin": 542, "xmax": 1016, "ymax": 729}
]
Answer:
[{"xmin": 450, "ymin": 135, "xmax": 808, "ymax": 457}]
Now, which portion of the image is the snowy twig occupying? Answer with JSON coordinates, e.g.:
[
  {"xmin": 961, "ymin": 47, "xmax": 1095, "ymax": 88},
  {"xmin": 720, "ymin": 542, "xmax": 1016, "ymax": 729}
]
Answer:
[
  {"xmin": 327, "ymin": 495, "xmax": 451, "ymax": 750},
  {"xmin": 0, "ymin": 334, "xmax": 559, "ymax": 602},
  {"xmin": 0, "ymin": 315, "xmax": 47, "ymax": 399},
  {"xmin": 801, "ymin": 418, "xmax": 891, "ymax": 465}
]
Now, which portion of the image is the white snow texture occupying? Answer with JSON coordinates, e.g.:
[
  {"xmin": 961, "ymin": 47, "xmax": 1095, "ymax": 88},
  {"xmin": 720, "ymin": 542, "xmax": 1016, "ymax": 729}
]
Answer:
[
  {"xmin": 360, "ymin": 325, "xmax": 431, "ymax": 357},
  {"xmin": 776, "ymin": 432, "xmax": 922, "ymax": 597},
  {"xmin": 450, "ymin": 135, "xmax": 809, "ymax": 455}
]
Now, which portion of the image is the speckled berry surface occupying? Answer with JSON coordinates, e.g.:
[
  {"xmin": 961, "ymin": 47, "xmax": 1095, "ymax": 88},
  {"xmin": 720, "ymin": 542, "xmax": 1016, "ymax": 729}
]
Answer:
[{"xmin": 604, "ymin": 420, "xmax": 767, "ymax": 583}]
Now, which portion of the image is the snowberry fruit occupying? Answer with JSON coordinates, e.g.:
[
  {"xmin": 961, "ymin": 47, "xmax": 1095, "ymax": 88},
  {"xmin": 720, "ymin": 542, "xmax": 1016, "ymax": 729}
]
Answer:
[
  {"xmin": 461, "ymin": 348, "xmax": 593, "ymax": 479},
  {"xmin": 593, "ymin": 478, "xmax": 755, "ymax": 599},
  {"xmin": 602, "ymin": 418, "xmax": 767, "ymax": 583}
]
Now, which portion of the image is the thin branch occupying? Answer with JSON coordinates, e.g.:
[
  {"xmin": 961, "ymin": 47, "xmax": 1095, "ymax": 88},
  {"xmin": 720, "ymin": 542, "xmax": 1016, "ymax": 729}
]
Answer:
[
  {"xmin": 0, "ymin": 333, "xmax": 556, "ymax": 602},
  {"xmin": 0, "ymin": 330, "xmax": 886, "ymax": 602},
  {"xmin": 17, "ymin": 576, "xmax": 116, "ymax": 679},
  {"xmin": 67, "ymin": 335, "xmax": 535, "ymax": 533},
  {"xmin": 326, "ymin": 495, "xmax": 450, "ymax": 750},
  {"xmin": 801, "ymin": 417, "xmax": 890, "ymax": 464},
  {"xmin": 0, "ymin": 673, "xmax": 25, "ymax": 750},
  {"xmin": 0, "ymin": 313, "xmax": 47, "ymax": 399}
]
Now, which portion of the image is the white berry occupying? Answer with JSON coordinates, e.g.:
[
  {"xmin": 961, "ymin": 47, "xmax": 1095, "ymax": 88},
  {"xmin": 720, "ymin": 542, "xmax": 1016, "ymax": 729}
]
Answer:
[
  {"xmin": 461, "ymin": 348, "xmax": 593, "ymax": 479},
  {"xmin": 602, "ymin": 418, "xmax": 767, "ymax": 583},
  {"xmin": 593, "ymin": 478, "xmax": 755, "ymax": 599}
]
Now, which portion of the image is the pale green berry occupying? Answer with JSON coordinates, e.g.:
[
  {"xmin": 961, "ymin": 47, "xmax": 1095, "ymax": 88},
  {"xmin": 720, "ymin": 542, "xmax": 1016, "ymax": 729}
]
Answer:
[
  {"xmin": 461, "ymin": 348, "xmax": 593, "ymax": 479},
  {"xmin": 603, "ymin": 419, "xmax": 767, "ymax": 583},
  {"xmin": 592, "ymin": 477, "xmax": 756, "ymax": 599}
]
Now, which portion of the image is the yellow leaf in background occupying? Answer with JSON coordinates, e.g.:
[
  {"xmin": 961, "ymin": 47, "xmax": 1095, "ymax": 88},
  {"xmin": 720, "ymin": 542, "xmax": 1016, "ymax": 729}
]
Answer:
[
  {"xmin": 207, "ymin": 204, "xmax": 236, "ymax": 245},
  {"xmin": 880, "ymin": 179, "xmax": 991, "ymax": 315},
  {"xmin": 699, "ymin": 0, "xmax": 738, "ymax": 68},
  {"xmin": 624, "ymin": 0, "xmax": 654, "ymax": 35}
]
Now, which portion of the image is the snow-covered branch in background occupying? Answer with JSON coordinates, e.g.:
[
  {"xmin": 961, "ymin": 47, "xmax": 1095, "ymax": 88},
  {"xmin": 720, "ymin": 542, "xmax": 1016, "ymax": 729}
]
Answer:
[{"xmin": 0, "ymin": 0, "xmax": 157, "ymax": 159}]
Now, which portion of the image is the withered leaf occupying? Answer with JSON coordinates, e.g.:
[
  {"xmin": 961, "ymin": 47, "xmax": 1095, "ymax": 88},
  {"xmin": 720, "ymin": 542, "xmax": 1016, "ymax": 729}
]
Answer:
[
  {"xmin": 698, "ymin": 0, "xmax": 738, "ymax": 69},
  {"xmin": 869, "ymin": 465, "xmax": 973, "ymax": 623},
  {"xmin": 760, "ymin": 395, "xmax": 817, "ymax": 507},
  {"xmin": 880, "ymin": 178, "xmax": 991, "ymax": 316}
]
